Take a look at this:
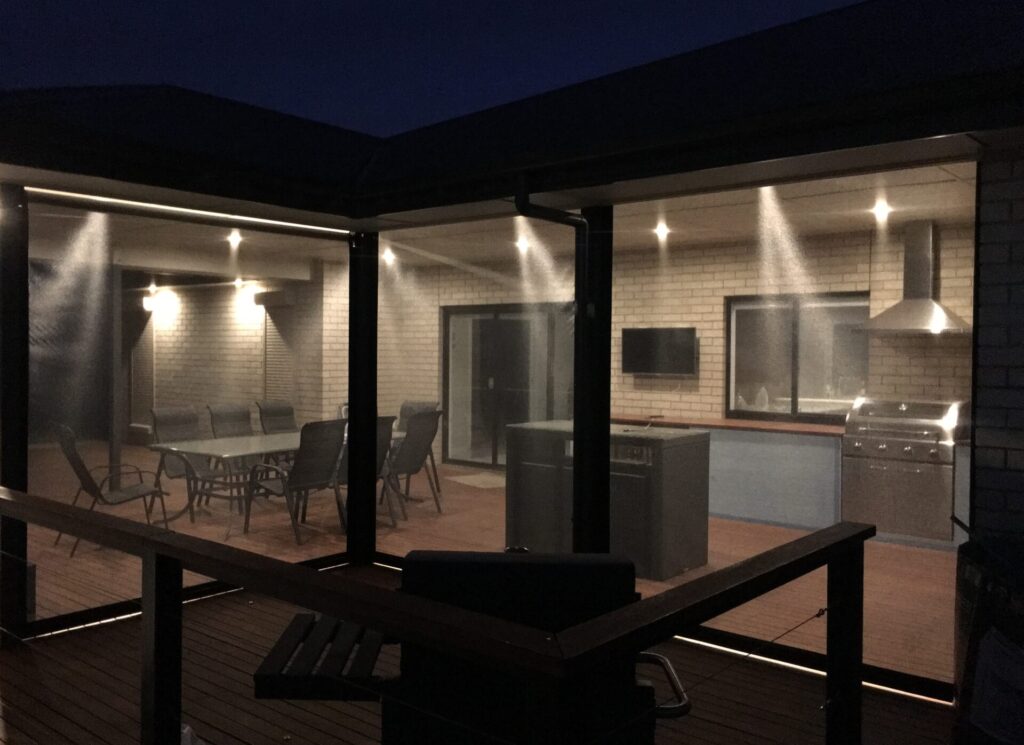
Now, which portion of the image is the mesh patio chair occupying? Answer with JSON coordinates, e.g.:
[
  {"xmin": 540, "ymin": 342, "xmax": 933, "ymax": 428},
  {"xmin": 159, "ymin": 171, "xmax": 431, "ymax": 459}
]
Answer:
[
  {"xmin": 396, "ymin": 401, "xmax": 439, "ymax": 433},
  {"xmin": 393, "ymin": 402, "xmax": 441, "ymax": 502},
  {"xmin": 209, "ymin": 403, "xmax": 261, "ymax": 502},
  {"xmin": 335, "ymin": 416, "xmax": 401, "ymax": 529},
  {"xmin": 243, "ymin": 419, "xmax": 346, "ymax": 544},
  {"xmin": 151, "ymin": 405, "xmax": 234, "ymax": 518},
  {"xmin": 256, "ymin": 400, "xmax": 299, "ymax": 434},
  {"xmin": 53, "ymin": 424, "xmax": 166, "ymax": 556},
  {"xmin": 387, "ymin": 410, "xmax": 444, "ymax": 514},
  {"xmin": 209, "ymin": 403, "xmax": 254, "ymax": 438}
]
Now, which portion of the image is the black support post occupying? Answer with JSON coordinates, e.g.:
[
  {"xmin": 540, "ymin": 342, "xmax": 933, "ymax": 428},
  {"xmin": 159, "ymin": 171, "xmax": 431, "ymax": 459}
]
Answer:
[
  {"xmin": 573, "ymin": 205, "xmax": 613, "ymax": 553},
  {"xmin": 141, "ymin": 551, "xmax": 182, "ymax": 745},
  {"xmin": 109, "ymin": 264, "xmax": 124, "ymax": 490},
  {"xmin": 0, "ymin": 183, "xmax": 30, "ymax": 646},
  {"xmin": 347, "ymin": 232, "xmax": 378, "ymax": 563},
  {"xmin": 825, "ymin": 543, "xmax": 864, "ymax": 745}
]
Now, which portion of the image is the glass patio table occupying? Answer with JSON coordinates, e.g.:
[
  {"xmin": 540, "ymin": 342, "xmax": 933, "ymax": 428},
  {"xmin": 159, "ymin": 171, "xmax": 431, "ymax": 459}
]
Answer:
[{"xmin": 150, "ymin": 432, "xmax": 301, "ymax": 523}]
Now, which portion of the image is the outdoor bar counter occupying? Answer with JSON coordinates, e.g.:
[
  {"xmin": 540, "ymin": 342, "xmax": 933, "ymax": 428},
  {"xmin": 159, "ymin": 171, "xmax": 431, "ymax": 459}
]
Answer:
[{"xmin": 505, "ymin": 420, "xmax": 710, "ymax": 580}]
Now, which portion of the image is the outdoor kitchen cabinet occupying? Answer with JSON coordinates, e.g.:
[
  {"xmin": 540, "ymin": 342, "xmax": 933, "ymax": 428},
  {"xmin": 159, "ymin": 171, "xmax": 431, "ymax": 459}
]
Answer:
[{"xmin": 505, "ymin": 421, "xmax": 710, "ymax": 580}]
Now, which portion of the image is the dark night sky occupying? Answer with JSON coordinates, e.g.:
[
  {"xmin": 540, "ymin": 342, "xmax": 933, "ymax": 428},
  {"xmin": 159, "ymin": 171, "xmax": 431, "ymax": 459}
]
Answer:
[{"xmin": 1, "ymin": 0, "xmax": 860, "ymax": 137}]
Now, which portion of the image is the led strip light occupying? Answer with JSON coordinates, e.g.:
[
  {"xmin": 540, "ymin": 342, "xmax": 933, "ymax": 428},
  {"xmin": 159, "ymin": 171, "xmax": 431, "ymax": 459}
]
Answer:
[{"xmin": 25, "ymin": 187, "xmax": 351, "ymax": 236}]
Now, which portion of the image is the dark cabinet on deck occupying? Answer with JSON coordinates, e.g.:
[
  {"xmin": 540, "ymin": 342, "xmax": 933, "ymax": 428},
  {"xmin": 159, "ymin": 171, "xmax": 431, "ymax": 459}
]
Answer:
[{"xmin": 506, "ymin": 421, "xmax": 710, "ymax": 580}]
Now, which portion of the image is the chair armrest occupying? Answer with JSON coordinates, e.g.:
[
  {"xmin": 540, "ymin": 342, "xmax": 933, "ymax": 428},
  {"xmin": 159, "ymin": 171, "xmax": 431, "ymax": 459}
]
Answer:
[{"xmin": 96, "ymin": 464, "xmax": 146, "ymax": 490}]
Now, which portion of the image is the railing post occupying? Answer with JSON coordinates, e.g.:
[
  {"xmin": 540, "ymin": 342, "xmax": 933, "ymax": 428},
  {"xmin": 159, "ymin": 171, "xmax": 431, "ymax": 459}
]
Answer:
[
  {"xmin": 141, "ymin": 551, "xmax": 182, "ymax": 745},
  {"xmin": 347, "ymin": 232, "xmax": 379, "ymax": 564},
  {"xmin": 826, "ymin": 542, "xmax": 864, "ymax": 745},
  {"xmin": 0, "ymin": 183, "xmax": 30, "ymax": 646}
]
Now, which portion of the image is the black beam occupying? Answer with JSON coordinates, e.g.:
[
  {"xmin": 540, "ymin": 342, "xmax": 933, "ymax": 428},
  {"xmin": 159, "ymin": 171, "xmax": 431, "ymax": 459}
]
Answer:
[
  {"xmin": 141, "ymin": 551, "xmax": 182, "ymax": 745},
  {"xmin": 826, "ymin": 542, "xmax": 865, "ymax": 745},
  {"xmin": 109, "ymin": 265, "xmax": 124, "ymax": 489},
  {"xmin": 574, "ymin": 205, "xmax": 613, "ymax": 553},
  {"xmin": 0, "ymin": 183, "xmax": 30, "ymax": 645},
  {"xmin": 347, "ymin": 232, "xmax": 378, "ymax": 563}
]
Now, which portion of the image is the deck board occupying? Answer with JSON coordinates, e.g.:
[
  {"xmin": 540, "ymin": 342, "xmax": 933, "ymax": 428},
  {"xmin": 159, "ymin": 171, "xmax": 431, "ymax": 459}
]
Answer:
[
  {"xmin": 2, "ymin": 589, "xmax": 952, "ymax": 744},
  {"xmin": 25, "ymin": 440, "xmax": 956, "ymax": 682}
]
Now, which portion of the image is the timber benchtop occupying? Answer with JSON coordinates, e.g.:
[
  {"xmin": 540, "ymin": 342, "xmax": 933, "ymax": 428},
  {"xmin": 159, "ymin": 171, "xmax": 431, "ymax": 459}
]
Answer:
[{"xmin": 611, "ymin": 414, "xmax": 844, "ymax": 438}]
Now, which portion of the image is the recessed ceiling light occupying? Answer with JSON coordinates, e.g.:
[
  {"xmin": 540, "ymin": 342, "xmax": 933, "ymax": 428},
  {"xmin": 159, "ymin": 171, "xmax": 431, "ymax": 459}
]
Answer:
[
  {"xmin": 871, "ymin": 199, "xmax": 893, "ymax": 222},
  {"xmin": 516, "ymin": 237, "xmax": 529, "ymax": 255},
  {"xmin": 382, "ymin": 247, "xmax": 396, "ymax": 266},
  {"xmin": 234, "ymin": 277, "xmax": 243, "ymax": 289},
  {"xmin": 654, "ymin": 222, "xmax": 670, "ymax": 240},
  {"xmin": 228, "ymin": 229, "xmax": 242, "ymax": 250}
]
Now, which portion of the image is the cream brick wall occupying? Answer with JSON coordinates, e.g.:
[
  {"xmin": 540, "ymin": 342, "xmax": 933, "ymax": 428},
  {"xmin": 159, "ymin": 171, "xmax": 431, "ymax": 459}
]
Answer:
[
  {"xmin": 377, "ymin": 224, "xmax": 975, "ymax": 424},
  {"xmin": 143, "ymin": 223, "xmax": 975, "ymax": 436},
  {"xmin": 152, "ymin": 285, "xmax": 266, "ymax": 436}
]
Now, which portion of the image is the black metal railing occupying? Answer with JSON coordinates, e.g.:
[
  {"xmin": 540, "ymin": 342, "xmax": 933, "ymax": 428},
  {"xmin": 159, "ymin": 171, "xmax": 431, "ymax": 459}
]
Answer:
[{"xmin": 0, "ymin": 486, "xmax": 874, "ymax": 745}]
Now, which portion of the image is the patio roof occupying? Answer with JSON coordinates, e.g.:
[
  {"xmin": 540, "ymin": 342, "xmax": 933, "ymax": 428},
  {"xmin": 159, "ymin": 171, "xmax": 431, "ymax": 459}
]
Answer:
[{"xmin": 1, "ymin": 0, "xmax": 1023, "ymax": 221}]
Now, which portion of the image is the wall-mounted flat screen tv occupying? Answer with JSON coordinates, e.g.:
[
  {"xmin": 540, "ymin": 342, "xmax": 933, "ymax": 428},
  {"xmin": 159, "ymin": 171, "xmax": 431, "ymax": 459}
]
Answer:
[{"xmin": 621, "ymin": 327, "xmax": 698, "ymax": 376}]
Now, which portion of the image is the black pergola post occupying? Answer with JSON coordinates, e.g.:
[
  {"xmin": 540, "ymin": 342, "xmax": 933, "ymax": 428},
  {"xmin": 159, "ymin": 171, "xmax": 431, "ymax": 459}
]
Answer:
[
  {"xmin": 573, "ymin": 205, "xmax": 613, "ymax": 553},
  {"xmin": 0, "ymin": 183, "xmax": 30, "ymax": 645},
  {"xmin": 347, "ymin": 231, "xmax": 379, "ymax": 563}
]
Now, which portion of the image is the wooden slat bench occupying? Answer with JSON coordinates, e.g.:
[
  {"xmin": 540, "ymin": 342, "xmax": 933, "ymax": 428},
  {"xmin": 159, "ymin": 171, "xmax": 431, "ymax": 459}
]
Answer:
[{"xmin": 254, "ymin": 613, "xmax": 393, "ymax": 701}]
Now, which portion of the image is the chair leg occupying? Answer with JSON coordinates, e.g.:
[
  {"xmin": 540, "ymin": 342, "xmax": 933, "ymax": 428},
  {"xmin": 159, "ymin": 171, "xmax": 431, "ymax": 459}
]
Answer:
[
  {"xmin": 243, "ymin": 481, "xmax": 255, "ymax": 534},
  {"xmin": 428, "ymin": 467, "xmax": 444, "ymax": 514},
  {"xmin": 381, "ymin": 482, "xmax": 398, "ymax": 528},
  {"xmin": 283, "ymin": 488, "xmax": 302, "ymax": 545},
  {"xmin": 142, "ymin": 496, "xmax": 153, "ymax": 525},
  {"xmin": 334, "ymin": 484, "xmax": 348, "ymax": 533},
  {"xmin": 70, "ymin": 497, "xmax": 99, "ymax": 557},
  {"xmin": 300, "ymin": 491, "xmax": 309, "ymax": 523},
  {"xmin": 158, "ymin": 493, "xmax": 169, "ymax": 528},
  {"xmin": 55, "ymin": 488, "xmax": 86, "ymax": 545},
  {"xmin": 428, "ymin": 450, "xmax": 442, "ymax": 495},
  {"xmin": 391, "ymin": 474, "xmax": 408, "ymax": 520}
]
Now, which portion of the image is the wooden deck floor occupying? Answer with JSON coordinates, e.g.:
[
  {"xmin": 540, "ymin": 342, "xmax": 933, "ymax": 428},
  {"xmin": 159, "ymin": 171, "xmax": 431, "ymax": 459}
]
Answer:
[
  {"xmin": 0, "ymin": 585, "xmax": 953, "ymax": 744},
  {"xmin": 25, "ymin": 441, "xmax": 955, "ymax": 683}
]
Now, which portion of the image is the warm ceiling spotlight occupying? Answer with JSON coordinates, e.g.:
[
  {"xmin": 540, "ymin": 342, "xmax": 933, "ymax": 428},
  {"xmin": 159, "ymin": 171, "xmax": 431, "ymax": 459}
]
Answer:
[
  {"xmin": 233, "ymin": 277, "xmax": 244, "ymax": 289},
  {"xmin": 148, "ymin": 281, "xmax": 157, "ymax": 295},
  {"xmin": 654, "ymin": 222, "xmax": 670, "ymax": 240},
  {"xmin": 871, "ymin": 199, "xmax": 893, "ymax": 222},
  {"xmin": 228, "ymin": 228, "xmax": 242, "ymax": 250},
  {"xmin": 382, "ymin": 247, "xmax": 396, "ymax": 266},
  {"xmin": 516, "ymin": 237, "xmax": 530, "ymax": 255}
]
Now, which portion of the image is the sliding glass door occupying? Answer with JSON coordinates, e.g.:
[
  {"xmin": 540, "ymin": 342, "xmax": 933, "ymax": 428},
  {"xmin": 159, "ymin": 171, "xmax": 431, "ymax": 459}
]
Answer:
[{"xmin": 444, "ymin": 303, "xmax": 572, "ymax": 466}]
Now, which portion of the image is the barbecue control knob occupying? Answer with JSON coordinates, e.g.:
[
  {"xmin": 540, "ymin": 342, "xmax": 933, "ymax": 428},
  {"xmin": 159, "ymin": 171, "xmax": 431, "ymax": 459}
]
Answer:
[
  {"xmin": 929, "ymin": 448, "xmax": 939, "ymax": 457},
  {"xmin": 853, "ymin": 441, "xmax": 862, "ymax": 449},
  {"xmin": 903, "ymin": 446, "xmax": 913, "ymax": 454},
  {"xmin": 877, "ymin": 443, "xmax": 887, "ymax": 451}
]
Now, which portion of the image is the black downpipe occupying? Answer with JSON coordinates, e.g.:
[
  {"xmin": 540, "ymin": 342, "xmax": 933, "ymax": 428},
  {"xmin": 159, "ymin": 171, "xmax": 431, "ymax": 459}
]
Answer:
[{"xmin": 515, "ymin": 189, "xmax": 611, "ymax": 553}]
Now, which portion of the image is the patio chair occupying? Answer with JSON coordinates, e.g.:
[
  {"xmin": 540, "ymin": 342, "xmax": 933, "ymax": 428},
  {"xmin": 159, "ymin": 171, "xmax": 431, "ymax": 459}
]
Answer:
[
  {"xmin": 53, "ymin": 424, "xmax": 166, "ymax": 556},
  {"xmin": 387, "ymin": 410, "xmax": 444, "ymax": 514},
  {"xmin": 335, "ymin": 416, "xmax": 401, "ymax": 529},
  {"xmin": 244, "ymin": 419, "xmax": 346, "ymax": 544},
  {"xmin": 209, "ymin": 403, "xmax": 261, "ymax": 502},
  {"xmin": 256, "ymin": 399, "xmax": 298, "ymax": 434},
  {"xmin": 151, "ymin": 405, "xmax": 233, "ymax": 518},
  {"xmin": 209, "ymin": 403, "xmax": 254, "ymax": 438}
]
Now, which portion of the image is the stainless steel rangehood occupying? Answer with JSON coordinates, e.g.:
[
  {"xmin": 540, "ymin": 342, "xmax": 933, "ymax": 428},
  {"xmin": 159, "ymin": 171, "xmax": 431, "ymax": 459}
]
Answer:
[{"xmin": 862, "ymin": 221, "xmax": 971, "ymax": 335}]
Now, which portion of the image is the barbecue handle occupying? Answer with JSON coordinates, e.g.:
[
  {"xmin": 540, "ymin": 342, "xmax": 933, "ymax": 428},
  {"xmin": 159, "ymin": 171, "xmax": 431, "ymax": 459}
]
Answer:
[{"xmin": 637, "ymin": 651, "xmax": 691, "ymax": 718}]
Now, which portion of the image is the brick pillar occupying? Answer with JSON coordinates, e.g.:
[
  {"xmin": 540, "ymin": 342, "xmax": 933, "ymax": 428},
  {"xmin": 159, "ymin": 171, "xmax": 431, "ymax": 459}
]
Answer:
[{"xmin": 972, "ymin": 147, "xmax": 1024, "ymax": 541}]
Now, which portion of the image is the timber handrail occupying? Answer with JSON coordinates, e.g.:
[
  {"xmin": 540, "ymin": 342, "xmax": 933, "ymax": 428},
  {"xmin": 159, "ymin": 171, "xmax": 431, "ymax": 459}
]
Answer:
[{"xmin": 0, "ymin": 486, "xmax": 874, "ymax": 745}]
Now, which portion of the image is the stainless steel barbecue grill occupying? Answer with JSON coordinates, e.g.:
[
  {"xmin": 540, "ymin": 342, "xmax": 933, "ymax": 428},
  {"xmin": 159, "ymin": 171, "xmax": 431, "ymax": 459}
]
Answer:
[{"xmin": 841, "ymin": 398, "xmax": 967, "ymax": 541}]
